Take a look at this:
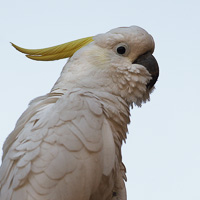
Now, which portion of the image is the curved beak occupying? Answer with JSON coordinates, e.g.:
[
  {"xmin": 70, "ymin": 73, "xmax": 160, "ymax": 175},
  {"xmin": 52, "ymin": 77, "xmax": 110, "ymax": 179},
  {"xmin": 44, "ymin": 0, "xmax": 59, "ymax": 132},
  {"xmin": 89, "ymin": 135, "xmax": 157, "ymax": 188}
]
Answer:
[{"xmin": 133, "ymin": 52, "xmax": 159, "ymax": 89}]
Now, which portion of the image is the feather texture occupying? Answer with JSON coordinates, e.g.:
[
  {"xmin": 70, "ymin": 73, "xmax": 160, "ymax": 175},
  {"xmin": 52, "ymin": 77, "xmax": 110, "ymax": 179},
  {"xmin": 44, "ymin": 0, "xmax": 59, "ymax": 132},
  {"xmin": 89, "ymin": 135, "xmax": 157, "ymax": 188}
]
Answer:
[
  {"xmin": 11, "ymin": 37, "xmax": 93, "ymax": 61},
  {"xmin": 1, "ymin": 26, "xmax": 158, "ymax": 200},
  {"xmin": 0, "ymin": 89, "xmax": 129, "ymax": 200}
]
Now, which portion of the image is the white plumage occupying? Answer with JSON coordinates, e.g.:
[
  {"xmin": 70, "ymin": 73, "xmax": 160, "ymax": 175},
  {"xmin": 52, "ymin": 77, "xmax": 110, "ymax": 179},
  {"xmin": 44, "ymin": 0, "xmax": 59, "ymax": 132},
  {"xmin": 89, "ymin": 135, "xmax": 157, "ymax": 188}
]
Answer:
[{"xmin": 0, "ymin": 26, "xmax": 159, "ymax": 200}]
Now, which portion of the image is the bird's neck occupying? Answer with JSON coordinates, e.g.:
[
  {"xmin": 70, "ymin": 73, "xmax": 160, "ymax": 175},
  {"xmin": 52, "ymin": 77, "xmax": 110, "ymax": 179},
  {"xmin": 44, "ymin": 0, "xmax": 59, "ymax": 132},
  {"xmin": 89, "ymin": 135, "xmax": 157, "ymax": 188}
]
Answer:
[{"xmin": 51, "ymin": 59, "xmax": 152, "ymax": 107}]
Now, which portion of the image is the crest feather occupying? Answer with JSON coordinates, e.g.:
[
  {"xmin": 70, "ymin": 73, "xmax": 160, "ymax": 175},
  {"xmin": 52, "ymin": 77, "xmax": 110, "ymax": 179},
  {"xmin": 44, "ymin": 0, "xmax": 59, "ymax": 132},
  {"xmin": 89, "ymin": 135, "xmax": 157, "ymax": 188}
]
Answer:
[{"xmin": 11, "ymin": 36, "xmax": 93, "ymax": 61}]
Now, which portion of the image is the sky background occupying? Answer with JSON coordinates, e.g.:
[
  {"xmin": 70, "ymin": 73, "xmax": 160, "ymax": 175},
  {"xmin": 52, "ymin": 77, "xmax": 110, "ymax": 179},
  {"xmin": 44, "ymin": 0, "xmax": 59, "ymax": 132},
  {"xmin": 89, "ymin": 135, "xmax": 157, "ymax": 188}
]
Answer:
[{"xmin": 0, "ymin": 0, "xmax": 200, "ymax": 199}]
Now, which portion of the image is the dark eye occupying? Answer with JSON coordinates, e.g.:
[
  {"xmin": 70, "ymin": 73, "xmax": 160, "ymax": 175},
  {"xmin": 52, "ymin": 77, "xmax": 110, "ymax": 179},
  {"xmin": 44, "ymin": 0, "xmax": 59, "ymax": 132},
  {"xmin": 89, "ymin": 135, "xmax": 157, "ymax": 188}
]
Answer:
[
  {"xmin": 117, "ymin": 46, "xmax": 126, "ymax": 54},
  {"xmin": 115, "ymin": 43, "xmax": 129, "ymax": 56}
]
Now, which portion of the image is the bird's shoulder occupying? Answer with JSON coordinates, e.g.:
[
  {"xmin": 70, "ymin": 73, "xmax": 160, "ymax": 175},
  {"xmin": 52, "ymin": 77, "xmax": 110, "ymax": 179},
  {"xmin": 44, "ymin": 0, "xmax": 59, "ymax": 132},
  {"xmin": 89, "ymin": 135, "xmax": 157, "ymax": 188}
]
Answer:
[{"xmin": 0, "ymin": 89, "xmax": 120, "ymax": 200}]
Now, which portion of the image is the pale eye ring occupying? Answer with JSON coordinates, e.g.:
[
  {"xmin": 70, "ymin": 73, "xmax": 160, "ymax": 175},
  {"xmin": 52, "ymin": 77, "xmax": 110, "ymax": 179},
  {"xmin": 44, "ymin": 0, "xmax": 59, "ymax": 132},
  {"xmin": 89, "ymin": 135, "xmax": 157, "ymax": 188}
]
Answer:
[{"xmin": 115, "ymin": 43, "xmax": 129, "ymax": 56}]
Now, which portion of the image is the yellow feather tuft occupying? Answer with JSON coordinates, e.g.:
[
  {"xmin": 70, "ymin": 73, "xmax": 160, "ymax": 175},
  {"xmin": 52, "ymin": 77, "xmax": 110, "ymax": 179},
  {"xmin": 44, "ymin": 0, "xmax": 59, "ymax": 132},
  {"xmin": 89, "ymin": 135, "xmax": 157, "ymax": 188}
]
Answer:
[{"xmin": 11, "ymin": 36, "xmax": 93, "ymax": 61}]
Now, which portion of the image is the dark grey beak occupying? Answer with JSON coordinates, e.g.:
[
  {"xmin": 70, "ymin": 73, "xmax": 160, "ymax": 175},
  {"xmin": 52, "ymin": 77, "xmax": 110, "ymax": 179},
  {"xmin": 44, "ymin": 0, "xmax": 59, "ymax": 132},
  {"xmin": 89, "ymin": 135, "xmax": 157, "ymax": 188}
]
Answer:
[{"xmin": 133, "ymin": 52, "xmax": 159, "ymax": 89}]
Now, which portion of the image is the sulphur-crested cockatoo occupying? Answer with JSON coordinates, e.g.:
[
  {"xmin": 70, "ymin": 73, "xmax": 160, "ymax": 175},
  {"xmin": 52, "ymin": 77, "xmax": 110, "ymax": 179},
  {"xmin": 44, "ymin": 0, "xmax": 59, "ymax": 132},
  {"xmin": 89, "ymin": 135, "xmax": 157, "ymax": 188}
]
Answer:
[{"xmin": 0, "ymin": 26, "xmax": 159, "ymax": 200}]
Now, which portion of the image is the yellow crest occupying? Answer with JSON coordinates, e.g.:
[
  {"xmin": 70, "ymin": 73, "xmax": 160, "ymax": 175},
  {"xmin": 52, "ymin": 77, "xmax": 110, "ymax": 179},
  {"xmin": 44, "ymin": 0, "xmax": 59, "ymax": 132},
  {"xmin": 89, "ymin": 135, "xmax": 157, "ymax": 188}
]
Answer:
[{"xmin": 11, "ymin": 36, "xmax": 93, "ymax": 61}]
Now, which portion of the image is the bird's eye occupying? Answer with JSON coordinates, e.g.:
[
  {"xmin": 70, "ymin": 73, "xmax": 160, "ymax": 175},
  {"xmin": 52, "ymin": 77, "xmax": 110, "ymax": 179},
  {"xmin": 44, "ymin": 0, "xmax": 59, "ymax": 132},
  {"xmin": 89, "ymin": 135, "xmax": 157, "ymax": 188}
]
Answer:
[
  {"xmin": 117, "ymin": 46, "xmax": 126, "ymax": 54},
  {"xmin": 115, "ymin": 43, "xmax": 129, "ymax": 56}
]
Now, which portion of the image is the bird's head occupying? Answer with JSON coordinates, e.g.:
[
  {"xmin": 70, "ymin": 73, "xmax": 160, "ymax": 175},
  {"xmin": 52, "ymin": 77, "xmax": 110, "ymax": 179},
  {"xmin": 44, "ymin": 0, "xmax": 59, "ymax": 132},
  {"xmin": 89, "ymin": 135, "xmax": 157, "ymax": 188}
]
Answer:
[{"xmin": 12, "ymin": 26, "xmax": 159, "ymax": 106}]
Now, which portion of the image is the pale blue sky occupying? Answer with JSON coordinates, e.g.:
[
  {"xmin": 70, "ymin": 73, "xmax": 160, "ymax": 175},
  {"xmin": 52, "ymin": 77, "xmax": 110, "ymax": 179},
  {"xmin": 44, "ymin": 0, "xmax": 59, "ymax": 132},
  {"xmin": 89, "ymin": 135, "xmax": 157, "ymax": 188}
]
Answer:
[{"xmin": 0, "ymin": 0, "xmax": 200, "ymax": 199}]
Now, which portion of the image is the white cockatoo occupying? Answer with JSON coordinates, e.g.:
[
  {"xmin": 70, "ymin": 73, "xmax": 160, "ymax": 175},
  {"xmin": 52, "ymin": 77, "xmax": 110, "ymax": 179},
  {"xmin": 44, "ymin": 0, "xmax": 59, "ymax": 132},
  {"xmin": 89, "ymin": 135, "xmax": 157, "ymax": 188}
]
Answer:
[{"xmin": 0, "ymin": 26, "xmax": 159, "ymax": 200}]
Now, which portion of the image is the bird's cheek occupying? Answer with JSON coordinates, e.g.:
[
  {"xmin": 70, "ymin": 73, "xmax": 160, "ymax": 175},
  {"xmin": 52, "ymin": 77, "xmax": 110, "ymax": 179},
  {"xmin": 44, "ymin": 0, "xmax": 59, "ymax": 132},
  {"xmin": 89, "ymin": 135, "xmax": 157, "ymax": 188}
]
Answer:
[{"xmin": 133, "ymin": 52, "xmax": 159, "ymax": 89}]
